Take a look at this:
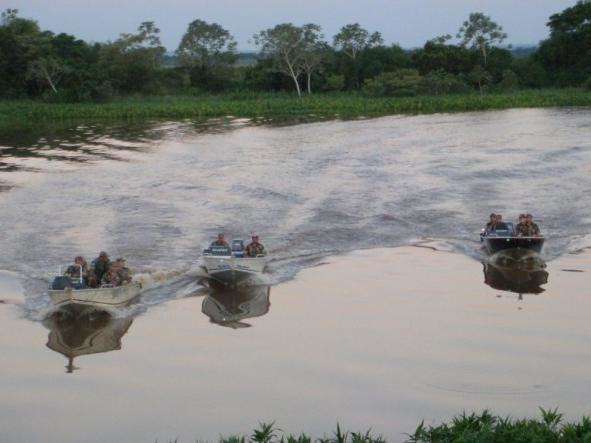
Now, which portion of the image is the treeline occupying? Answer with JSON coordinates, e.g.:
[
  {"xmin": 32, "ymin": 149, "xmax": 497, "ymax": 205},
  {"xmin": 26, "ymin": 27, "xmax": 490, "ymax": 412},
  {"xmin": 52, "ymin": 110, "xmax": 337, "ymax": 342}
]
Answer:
[{"xmin": 0, "ymin": 1, "xmax": 590, "ymax": 102}]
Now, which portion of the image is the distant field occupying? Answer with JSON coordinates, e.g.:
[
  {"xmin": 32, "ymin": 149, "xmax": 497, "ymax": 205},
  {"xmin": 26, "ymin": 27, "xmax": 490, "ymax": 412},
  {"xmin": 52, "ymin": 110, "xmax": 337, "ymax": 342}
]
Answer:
[{"xmin": 1, "ymin": 89, "xmax": 590, "ymax": 130}]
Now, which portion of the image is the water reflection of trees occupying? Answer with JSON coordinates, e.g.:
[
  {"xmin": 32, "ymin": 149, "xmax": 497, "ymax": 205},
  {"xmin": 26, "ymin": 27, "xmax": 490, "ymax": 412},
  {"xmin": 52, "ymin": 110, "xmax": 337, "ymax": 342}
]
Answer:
[
  {"xmin": 483, "ymin": 252, "xmax": 549, "ymax": 296},
  {"xmin": 202, "ymin": 285, "xmax": 271, "ymax": 329},
  {"xmin": 43, "ymin": 306, "xmax": 133, "ymax": 373}
]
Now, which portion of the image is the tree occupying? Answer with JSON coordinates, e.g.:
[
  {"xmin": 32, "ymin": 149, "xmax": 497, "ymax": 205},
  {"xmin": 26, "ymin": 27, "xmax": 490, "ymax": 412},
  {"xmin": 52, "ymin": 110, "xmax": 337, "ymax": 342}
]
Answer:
[
  {"xmin": 1, "ymin": 8, "xmax": 18, "ymax": 26},
  {"xmin": 412, "ymin": 39, "xmax": 478, "ymax": 76},
  {"xmin": 119, "ymin": 21, "xmax": 165, "ymax": 68},
  {"xmin": 177, "ymin": 19, "xmax": 237, "ymax": 71},
  {"xmin": 177, "ymin": 19, "xmax": 237, "ymax": 90},
  {"xmin": 363, "ymin": 69, "xmax": 423, "ymax": 97},
  {"xmin": 332, "ymin": 24, "xmax": 384, "ymax": 90},
  {"xmin": 98, "ymin": 21, "xmax": 166, "ymax": 94},
  {"xmin": 333, "ymin": 23, "xmax": 383, "ymax": 60},
  {"xmin": 300, "ymin": 23, "xmax": 326, "ymax": 94},
  {"xmin": 254, "ymin": 23, "xmax": 306, "ymax": 96},
  {"xmin": 536, "ymin": 0, "xmax": 591, "ymax": 85},
  {"xmin": 468, "ymin": 65, "xmax": 492, "ymax": 96},
  {"xmin": 0, "ymin": 9, "xmax": 48, "ymax": 97},
  {"xmin": 457, "ymin": 12, "xmax": 507, "ymax": 65},
  {"xmin": 27, "ymin": 57, "xmax": 66, "ymax": 93}
]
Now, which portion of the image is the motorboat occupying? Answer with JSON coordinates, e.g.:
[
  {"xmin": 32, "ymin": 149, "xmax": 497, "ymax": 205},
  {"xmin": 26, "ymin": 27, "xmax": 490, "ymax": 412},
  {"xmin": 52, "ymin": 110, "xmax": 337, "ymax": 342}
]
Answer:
[
  {"xmin": 43, "ymin": 305, "xmax": 133, "ymax": 373},
  {"xmin": 201, "ymin": 239, "xmax": 268, "ymax": 286},
  {"xmin": 48, "ymin": 268, "xmax": 142, "ymax": 309},
  {"xmin": 480, "ymin": 222, "xmax": 544, "ymax": 255},
  {"xmin": 483, "ymin": 251, "xmax": 548, "ymax": 294},
  {"xmin": 202, "ymin": 285, "xmax": 271, "ymax": 329}
]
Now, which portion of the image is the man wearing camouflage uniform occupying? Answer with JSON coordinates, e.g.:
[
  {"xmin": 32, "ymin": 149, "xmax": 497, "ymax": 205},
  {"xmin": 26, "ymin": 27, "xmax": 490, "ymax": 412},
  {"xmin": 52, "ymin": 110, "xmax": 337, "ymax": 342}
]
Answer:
[
  {"xmin": 526, "ymin": 214, "xmax": 541, "ymax": 236},
  {"xmin": 113, "ymin": 258, "xmax": 132, "ymax": 285},
  {"xmin": 211, "ymin": 233, "xmax": 229, "ymax": 248},
  {"xmin": 515, "ymin": 214, "xmax": 529, "ymax": 236},
  {"xmin": 245, "ymin": 235, "xmax": 266, "ymax": 257},
  {"xmin": 92, "ymin": 251, "xmax": 111, "ymax": 285}
]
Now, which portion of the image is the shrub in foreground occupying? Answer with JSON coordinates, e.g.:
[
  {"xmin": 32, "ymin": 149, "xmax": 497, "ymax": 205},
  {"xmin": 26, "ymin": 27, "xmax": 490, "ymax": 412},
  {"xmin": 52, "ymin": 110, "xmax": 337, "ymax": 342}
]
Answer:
[
  {"xmin": 407, "ymin": 408, "xmax": 591, "ymax": 442},
  {"xmin": 180, "ymin": 409, "xmax": 591, "ymax": 443}
]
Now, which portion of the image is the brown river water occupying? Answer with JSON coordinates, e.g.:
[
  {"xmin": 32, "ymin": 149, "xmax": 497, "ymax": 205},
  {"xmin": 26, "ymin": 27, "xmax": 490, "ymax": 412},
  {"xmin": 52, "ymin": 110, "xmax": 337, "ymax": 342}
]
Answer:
[{"xmin": 1, "ymin": 109, "xmax": 591, "ymax": 442}]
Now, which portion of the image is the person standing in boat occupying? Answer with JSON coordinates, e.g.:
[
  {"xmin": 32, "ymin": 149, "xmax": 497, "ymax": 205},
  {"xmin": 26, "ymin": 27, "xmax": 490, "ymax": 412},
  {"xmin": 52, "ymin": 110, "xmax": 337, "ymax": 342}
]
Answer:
[
  {"xmin": 92, "ymin": 251, "xmax": 111, "ymax": 285},
  {"xmin": 245, "ymin": 235, "xmax": 266, "ymax": 257},
  {"xmin": 211, "ymin": 233, "xmax": 230, "ymax": 248}
]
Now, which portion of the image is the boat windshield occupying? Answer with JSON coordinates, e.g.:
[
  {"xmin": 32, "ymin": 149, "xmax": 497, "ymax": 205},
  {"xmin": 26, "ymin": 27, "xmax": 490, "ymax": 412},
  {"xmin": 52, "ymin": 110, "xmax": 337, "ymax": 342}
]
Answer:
[
  {"xmin": 489, "ymin": 222, "xmax": 515, "ymax": 237},
  {"xmin": 204, "ymin": 245, "xmax": 232, "ymax": 256}
]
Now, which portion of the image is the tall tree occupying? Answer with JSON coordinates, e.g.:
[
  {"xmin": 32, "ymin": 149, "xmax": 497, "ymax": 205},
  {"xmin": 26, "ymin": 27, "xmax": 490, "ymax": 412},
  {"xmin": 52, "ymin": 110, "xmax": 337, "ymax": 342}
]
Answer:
[
  {"xmin": 254, "ymin": 23, "xmax": 305, "ymax": 96},
  {"xmin": 457, "ymin": 12, "xmax": 507, "ymax": 65},
  {"xmin": 99, "ymin": 21, "xmax": 166, "ymax": 93},
  {"xmin": 27, "ymin": 57, "xmax": 66, "ymax": 93},
  {"xmin": 177, "ymin": 19, "xmax": 237, "ymax": 71},
  {"xmin": 300, "ymin": 23, "xmax": 326, "ymax": 94},
  {"xmin": 119, "ymin": 21, "xmax": 165, "ymax": 68},
  {"xmin": 333, "ymin": 23, "xmax": 383, "ymax": 60},
  {"xmin": 536, "ymin": 0, "xmax": 591, "ymax": 85}
]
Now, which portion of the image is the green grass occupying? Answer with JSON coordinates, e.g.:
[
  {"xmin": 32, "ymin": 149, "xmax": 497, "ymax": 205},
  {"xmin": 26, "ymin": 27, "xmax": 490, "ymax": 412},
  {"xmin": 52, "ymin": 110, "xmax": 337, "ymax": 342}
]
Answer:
[
  {"xmin": 1, "ymin": 89, "xmax": 590, "ymax": 132},
  {"xmin": 163, "ymin": 410, "xmax": 591, "ymax": 443}
]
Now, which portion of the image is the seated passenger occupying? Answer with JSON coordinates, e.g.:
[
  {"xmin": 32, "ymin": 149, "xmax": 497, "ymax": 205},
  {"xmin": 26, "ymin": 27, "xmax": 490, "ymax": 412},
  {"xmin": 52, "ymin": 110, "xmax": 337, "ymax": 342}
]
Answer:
[
  {"xmin": 211, "ymin": 233, "xmax": 230, "ymax": 248},
  {"xmin": 101, "ymin": 268, "xmax": 120, "ymax": 287},
  {"xmin": 65, "ymin": 256, "xmax": 88, "ymax": 284},
  {"xmin": 92, "ymin": 251, "xmax": 111, "ymax": 285},
  {"xmin": 113, "ymin": 258, "xmax": 132, "ymax": 284},
  {"xmin": 516, "ymin": 214, "xmax": 529, "ymax": 236},
  {"xmin": 245, "ymin": 235, "xmax": 266, "ymax": 257},
  {"xmin": 526, "ymin": 214, "xmax": 541, "ymax": 237}
]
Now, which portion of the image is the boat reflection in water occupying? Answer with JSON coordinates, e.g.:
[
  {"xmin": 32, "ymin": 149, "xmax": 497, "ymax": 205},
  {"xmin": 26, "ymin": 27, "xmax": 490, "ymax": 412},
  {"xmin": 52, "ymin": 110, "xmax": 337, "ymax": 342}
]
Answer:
[
  {"xmin": 483, "ymin": 250, "xmax": 549, "ymax": 296},
  {"xmin": 202, "ymin": 284, "xmax": 271, "ymax": 329},
  {"xmin": 43, "ymin": 306, "xmax": 133, "ymax": 373}
]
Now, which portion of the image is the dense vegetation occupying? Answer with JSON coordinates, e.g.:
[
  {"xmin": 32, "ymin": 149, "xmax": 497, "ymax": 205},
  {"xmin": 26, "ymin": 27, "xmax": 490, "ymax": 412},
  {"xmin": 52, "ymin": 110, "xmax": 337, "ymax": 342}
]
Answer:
[
  {"xmin": 173, "ymin": 409, "xmax": 591, "ymax": 442},
  {"xmin": 2, "ymin": 89, "xmax": 590, "ymax": 131},
  {"xmin": 0, "ymin": 1, "xmax": 590, "ymax": 103}
]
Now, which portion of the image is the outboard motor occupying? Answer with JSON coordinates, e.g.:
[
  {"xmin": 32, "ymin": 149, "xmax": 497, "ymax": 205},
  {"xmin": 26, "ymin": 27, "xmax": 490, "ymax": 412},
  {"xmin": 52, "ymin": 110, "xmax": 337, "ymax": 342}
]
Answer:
[
  {"xmin": 51, "ymin": 276, "xmax": 74, "ymax": 290},
  {"xmin": 232, "ymin": 239, "xmax": 245, "ymax": 258}
]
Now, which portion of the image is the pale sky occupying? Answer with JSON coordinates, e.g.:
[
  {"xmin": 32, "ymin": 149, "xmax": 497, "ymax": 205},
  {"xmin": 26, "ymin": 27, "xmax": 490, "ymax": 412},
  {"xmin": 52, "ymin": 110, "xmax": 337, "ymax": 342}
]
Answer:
[{"xmin": 5, "ymin": 0, "xmax": 578, "ymax": 51}]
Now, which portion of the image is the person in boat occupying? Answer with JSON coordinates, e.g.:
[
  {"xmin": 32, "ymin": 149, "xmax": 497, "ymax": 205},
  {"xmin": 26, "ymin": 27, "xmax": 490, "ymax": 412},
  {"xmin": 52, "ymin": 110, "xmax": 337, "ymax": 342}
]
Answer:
[
  {"xmin": 485, "ymin": 213, "xmax": 497, "ymax": 232},
  {"xmin": 516, "ymin": 213, "xmax": 528, "ymax": 236},
  {"xmin": 245, "ymin": 235, "xmax": 266, "ymax": 257},
  {"xmin": 526, "ymin": 214, "xmax": 541, "ymax": 237},
  {"xmin": 495, "ymin": 214, "xmax": 509, "ymax": 230},
  {"xmin": 64, "ymin": 256, "xmax": 89, "ymax": 284},
  {"xmin": 92, "ymin": 251, "xmax": 111, "ymax": 285},
  {"xmin": 113, "ymin": 258, "xmax": 132, "ymax": 284},
  {"xmin": 211, "ymin": 233, "xmax": 230, "ymax": 248},
  {"xmin": 101, "ymin": 268, "xmax": 120, "ymax": 287}
]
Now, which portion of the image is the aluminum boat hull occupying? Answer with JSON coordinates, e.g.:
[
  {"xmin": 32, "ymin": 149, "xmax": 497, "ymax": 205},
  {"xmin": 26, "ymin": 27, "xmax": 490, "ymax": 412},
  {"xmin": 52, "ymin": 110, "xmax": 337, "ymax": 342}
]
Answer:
[
  {"xmin": 202, "ymin": 256, "xmax": 267, "ymax": 285},
  {"xmin": 48, "ymin": 282, "xmax": 142, "ymax": 309}
]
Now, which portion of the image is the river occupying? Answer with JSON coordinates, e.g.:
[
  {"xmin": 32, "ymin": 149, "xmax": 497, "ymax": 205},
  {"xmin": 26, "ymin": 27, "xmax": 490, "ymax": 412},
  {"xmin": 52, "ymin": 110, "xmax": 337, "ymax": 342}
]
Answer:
[{"xmin": 1, "ymin": 108, "xmax": 590, "ymax": 442}]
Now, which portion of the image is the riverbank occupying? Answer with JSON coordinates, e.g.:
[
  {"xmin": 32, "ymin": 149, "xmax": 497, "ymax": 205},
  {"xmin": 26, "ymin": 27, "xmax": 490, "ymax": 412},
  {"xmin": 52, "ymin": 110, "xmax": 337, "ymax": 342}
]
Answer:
[{"xmin": 1, "ymin": 89, "xmax": 590, "ymax": 131}]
